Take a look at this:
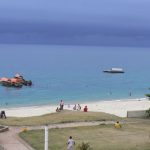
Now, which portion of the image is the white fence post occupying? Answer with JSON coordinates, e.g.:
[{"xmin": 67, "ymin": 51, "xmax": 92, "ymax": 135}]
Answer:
[{"xmin": 45, "ymin": 125, "xmax": 48, "ymax": 150}]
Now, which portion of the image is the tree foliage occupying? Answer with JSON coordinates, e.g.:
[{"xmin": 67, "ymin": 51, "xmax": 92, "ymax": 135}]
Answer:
[
  {"xmin": 146, "ymin": 108, "xmax": 150, "ymax": 118},
  {"xmin": 145, "ymin": 94, "xmax": 150, "ymax": 100}
]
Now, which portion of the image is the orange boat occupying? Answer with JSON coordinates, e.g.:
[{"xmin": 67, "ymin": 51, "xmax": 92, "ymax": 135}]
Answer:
[{"xmin": 0, "ymin": 74, "xmax": 32, "ymax": 88}]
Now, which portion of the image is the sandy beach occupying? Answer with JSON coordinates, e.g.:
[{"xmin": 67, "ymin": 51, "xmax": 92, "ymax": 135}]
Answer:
[{"xmin": 1, "ymin": 98, "xmax": 150, "ymax": 118}]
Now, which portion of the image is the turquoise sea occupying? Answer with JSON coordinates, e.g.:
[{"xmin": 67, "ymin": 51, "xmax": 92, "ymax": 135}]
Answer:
[{"xmin": 0, "ymin": 44, "xmax": 150, "ymax": 108}]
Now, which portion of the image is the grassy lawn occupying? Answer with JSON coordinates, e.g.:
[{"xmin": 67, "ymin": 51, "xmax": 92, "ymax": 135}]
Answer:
[
  {"xmin": 20, "ymin": 123, "xmax": 150, "ymax": 150},
  {"xmin": 0, "ymin": 110, "xmax": 120, "ymax": 126}
]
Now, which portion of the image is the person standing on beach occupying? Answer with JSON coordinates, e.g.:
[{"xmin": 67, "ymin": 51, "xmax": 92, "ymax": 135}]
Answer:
[
  {"xmin": 60, "ymin": 100, "xmax": 64, "ymax": 110},
  {"xmin": 67, "ymin": 136, "xmax": 75, "ymax": 150}
]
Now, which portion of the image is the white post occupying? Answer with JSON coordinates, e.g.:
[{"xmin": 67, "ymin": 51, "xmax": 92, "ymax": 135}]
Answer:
[{"xmin": 45, "ymin": 125, "xmax": 48, "ymax": 150}]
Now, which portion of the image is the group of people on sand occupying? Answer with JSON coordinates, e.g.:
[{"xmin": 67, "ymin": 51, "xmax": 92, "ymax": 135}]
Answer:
[
  {"xmin": 73, "ymin": 104, "xmax": 81, "ymax": 111},
  {"xmin": 67, "ymin": 102, "xmax": 88, "ymax": 112},
  {"xmin": 56, "ymin": 100, "xmax": 88, "ymax": 113},
  {"xmin": 73, "ymin": 104, "xmax": 88, "ymax": 112}
]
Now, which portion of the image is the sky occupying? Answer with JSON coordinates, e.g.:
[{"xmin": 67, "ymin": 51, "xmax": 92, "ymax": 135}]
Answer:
[{"xmin": 0, "ymin": 0, "xmax": 150, "ymax": 46}]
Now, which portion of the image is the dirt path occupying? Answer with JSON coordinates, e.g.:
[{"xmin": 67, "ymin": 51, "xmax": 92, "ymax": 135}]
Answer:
[
  {"xmin": 27, "ymin": 120, "xmax": 116, "ymax": 130},
  {"xmin": 0, "ymin": 120, "xmax": 133, "ymax": 150}
]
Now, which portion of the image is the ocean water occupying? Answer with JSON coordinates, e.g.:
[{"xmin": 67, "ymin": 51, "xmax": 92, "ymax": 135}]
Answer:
[{"xmin": 0, "ymin": 44, "xmax": 150, "ymax": 108}]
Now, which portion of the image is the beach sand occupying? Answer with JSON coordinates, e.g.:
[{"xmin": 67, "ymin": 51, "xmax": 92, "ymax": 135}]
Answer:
[{"xmin": 2, "ymin": 98, "xmax": 150, "ymax": 117}]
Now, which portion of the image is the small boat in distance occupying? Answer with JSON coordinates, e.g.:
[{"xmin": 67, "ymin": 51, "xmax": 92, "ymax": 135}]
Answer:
[{"xmin": 103, "ymin": 68, "xmax": 124, "ymax": 73}]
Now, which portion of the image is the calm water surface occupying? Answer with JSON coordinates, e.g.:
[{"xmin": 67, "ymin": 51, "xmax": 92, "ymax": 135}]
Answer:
[{"xmin": 0, "ymin": 44, "xmax": 150, "ymax": 107}]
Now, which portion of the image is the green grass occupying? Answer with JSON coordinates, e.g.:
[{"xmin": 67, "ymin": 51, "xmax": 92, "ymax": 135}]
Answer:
[
  {"xmin": 20, "ymin": 123, "xmax": 150, "ymax": 150},
  {"xmin": 0, "ymin": 110, "xmax": 120, "ymax": 126}
]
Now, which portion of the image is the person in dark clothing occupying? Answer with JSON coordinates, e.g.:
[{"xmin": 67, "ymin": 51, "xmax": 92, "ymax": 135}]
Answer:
[
  {"xmin": 0, "ymin": 111, "xmax": 6, "ymax": 119},
  {"xmin": 60, "ymin": 100, "xmax": 64, "ymax": 110},
  {"xmin": 83, "ymin": 106, "xmax": 88, "ymax": 112}
]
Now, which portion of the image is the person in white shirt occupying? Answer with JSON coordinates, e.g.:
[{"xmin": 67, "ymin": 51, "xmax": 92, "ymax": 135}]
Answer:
[
  {"xmin": 77, "ymin": 104, "xmax": 81, "ymax": 111},
  {"xmin": 67, "ymin": 136, "xmax": 75, "ymax": 150}
]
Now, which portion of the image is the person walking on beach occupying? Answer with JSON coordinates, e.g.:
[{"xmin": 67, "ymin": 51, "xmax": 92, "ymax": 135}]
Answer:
[
  {"xmin": 67, "ymin": 136, "xmax": 75, "ymax": 150},
  {"xmin": 56, "ymin": 107, "xmax": 60, "ymax": 112},
  {"xmin": 60, "ymin": 100, "xmax": 64, "ymax": 110}
]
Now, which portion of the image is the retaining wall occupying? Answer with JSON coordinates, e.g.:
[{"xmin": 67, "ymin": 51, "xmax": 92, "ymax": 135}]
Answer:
[{"xmin": 127, "ymin": 110, "xmax": 147, "ymax": 118}]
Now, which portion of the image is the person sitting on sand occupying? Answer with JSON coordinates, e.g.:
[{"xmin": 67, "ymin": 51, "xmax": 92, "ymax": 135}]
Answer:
[
  {"xmin": 83, "ymin": 106, "xmax": 88, "ymax": 112},
  {"xmin": 56, "ymin": 107, "xmax": 60, "ymax": 112},
  {"xmin": 0, "ymin": 110, "xmax": 6, "ymax": 119},
  {"xmin": 73, "ymin": 104, "xmax": 76, "ymax": 110},
  {"xmin": 114, "ymin": 121, "xmax": 121, "ymax": 129}
]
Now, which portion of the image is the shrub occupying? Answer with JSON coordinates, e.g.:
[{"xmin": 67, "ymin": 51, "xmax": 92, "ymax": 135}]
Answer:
[
  {"xmin": 78, "ymin": 142, "xmax": 92, "ymax": 150},
  {"xmin": 145, "ymin": 94, "xmax": 150, "ymax": 100},
  {"xmin": 146, "ymin": 108, "xmax": 150, "ymax": 118}
]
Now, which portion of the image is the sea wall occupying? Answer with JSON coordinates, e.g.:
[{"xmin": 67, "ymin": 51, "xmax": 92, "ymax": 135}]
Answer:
[{"xmin": 127, "ymin": 110, "xmax": 147, "ymax": 118}]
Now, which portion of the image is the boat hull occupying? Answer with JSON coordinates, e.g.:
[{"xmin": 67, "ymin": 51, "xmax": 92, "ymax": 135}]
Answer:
[
  {"xmin": 103, "ymin": 70, "xmax": 124, "ymax": 73},
  {"xmin": 0, "ymin": 81, "xmax": 23, "ymax": 88}
]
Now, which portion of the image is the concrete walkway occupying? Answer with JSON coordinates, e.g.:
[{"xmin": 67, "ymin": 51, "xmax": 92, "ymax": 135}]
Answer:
[{"xmin": 0, "ymin": 127, "xmax": 34, "ymax": 150}]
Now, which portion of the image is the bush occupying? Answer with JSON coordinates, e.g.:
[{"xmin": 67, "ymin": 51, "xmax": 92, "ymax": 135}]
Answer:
[
  {"xmin": 145, "ymin": 94, "xmax": 150, "ymax": 100},
  {"xmin": 146, "ymin": 108, "xmax": 150, "ymax": 118},
  {"xmin": 78, "ymin": 142, "xmax": 92, "ymax": 150}
]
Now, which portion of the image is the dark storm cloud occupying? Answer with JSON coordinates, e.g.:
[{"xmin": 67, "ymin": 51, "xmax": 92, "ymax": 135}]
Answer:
[{"xmin": 0, "ymin": 0, "xmax": 150, "ymax": 46}]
